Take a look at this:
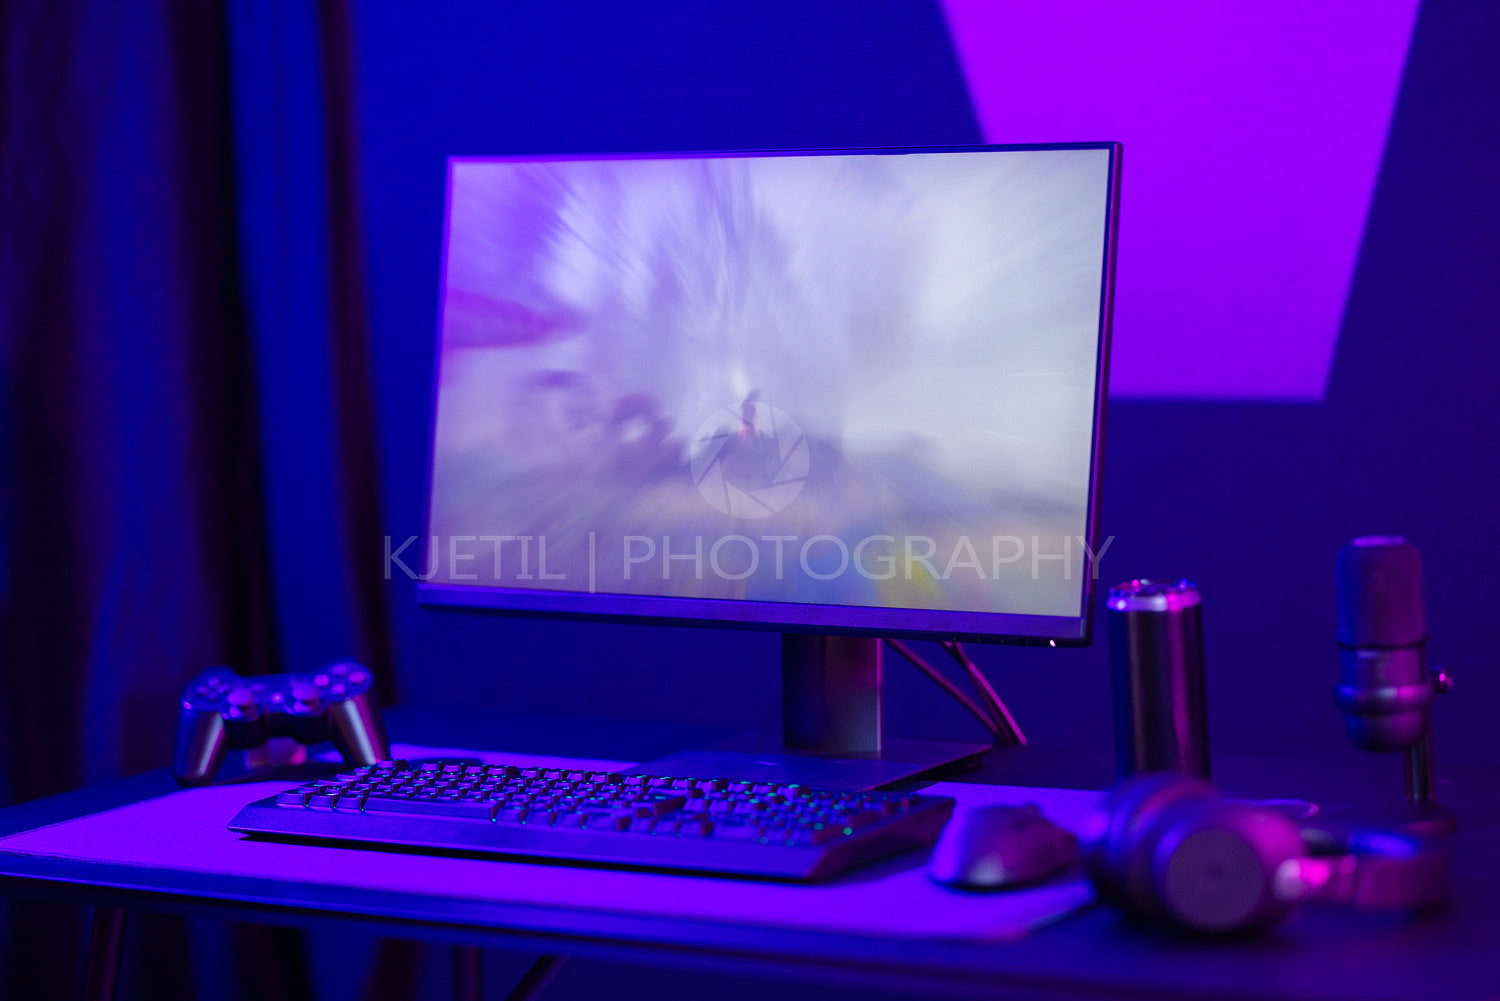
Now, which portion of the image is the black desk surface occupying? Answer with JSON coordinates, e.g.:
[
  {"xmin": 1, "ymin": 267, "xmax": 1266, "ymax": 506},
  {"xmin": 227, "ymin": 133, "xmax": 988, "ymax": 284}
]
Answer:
[{"xmin": 2, "ymin": 711, "xmax": 1497, "ymax": 1001}]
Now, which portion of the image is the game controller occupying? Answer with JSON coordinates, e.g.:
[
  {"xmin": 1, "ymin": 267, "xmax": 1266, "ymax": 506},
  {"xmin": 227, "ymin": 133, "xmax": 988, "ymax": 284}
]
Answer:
[{"xmin": 172, "ymin": 662, "xmax": 389, "ymax": 786}]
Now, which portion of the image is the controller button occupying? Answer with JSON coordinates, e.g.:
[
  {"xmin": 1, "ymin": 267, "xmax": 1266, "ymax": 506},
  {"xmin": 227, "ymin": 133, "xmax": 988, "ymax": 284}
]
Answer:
[
  {"xmin": 314, "ymin": 674, "xmax": 330, "ymax": 687},
  {"xmin": 349, "ymin": 671, "xmax": 367, "ymax": 684},
  {"xmin": 330, "ymin": 683, "xmax": 347, "ymax": 697},
  {"xmin": 227, "ymin": 686, "xmax": 256, "ymax": 708}
]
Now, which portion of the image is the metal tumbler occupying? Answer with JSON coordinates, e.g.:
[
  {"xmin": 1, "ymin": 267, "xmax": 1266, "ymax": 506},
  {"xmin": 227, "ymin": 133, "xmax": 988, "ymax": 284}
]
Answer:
[{"xmin": 1108, "ymin": 578, "xmax": 1211, "ymax": 780}]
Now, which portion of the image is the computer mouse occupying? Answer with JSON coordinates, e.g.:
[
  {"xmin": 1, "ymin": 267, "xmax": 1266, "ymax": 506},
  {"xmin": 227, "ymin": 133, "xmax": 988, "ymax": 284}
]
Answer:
[{"xmin": 928, "ymin": 803, "xmax": 1080, "ymax": 890}]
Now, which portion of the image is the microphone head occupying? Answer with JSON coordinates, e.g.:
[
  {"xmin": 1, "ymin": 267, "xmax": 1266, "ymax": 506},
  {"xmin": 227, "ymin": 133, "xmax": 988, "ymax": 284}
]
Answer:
[
  {"xmin": 1336, "ymin": 536, "xmax": 1425, "ymax": 648},
  {"xmin": 1335, "ymin": 537, "xmax": 1430, "ymax": 751}
]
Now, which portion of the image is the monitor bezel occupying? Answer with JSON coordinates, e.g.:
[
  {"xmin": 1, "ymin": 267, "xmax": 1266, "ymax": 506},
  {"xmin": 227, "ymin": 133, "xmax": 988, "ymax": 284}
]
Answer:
[{"xmin": 416, "ymin": 142, "xmax": 1120, "ymax": 647}]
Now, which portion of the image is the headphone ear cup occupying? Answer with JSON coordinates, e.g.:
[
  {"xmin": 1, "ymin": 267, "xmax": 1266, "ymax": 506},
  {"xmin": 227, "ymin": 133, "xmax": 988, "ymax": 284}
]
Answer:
[
  {"xmin": 1150, "ymin": 801, "xmax": 1305, "ymax": 935},
  {"xmin": 1082, "ymin": 773, "xmax": 1217, "ymax": 908}
]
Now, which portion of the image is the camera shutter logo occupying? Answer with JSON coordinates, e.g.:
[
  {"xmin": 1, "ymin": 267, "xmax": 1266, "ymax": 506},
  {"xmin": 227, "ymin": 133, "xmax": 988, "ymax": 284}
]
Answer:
[{"xmin": 691, "ymin": 402, "xmax": 809, "ymax": 518}]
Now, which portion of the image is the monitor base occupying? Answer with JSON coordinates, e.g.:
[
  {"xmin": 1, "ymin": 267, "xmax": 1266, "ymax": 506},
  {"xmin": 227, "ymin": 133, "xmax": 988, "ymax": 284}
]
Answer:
[{"xmin": 625, "ymin": 737, "xmax": 990, "ymax": 791}]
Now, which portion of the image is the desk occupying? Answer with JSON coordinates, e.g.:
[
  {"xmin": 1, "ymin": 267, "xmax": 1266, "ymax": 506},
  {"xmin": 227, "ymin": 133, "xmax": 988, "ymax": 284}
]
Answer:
[{"xmin": 1, "ymin": 723, "xmax": 1498, "ymax": 1001}]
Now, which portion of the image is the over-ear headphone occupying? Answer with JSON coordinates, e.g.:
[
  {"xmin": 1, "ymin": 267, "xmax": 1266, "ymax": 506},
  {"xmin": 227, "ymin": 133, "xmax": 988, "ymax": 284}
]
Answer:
[{"xmin": 1080, "ymin": 773, "xmax": 1450, "ymax": 935}]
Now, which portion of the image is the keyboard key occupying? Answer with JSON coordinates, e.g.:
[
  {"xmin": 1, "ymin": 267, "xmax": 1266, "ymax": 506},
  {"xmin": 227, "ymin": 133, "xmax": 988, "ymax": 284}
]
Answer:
[
  {"xmin": 275, "ymin": 790, "xmax": 311, "ymax": 807},
  {"xmin": 638, "ymin": 794, "xmax": 686, "ymax": 816},
  {"xmin": 581, "ymin": 811, "xmax": 632, "ymax": 831},
  {"xmin": 793, "ymin": 825, "xmax": 845, "ymax": 847}
]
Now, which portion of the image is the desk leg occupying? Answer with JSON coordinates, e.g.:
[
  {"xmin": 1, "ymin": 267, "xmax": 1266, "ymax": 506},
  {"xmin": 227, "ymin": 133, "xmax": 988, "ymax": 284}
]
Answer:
[
  {"xmin": 82, "ymin": 905, "xmax": 127, "ymax": 1001},
  {"xmin": 452, "ymin": 944, "xmax": 482, "ymax": 1001}
]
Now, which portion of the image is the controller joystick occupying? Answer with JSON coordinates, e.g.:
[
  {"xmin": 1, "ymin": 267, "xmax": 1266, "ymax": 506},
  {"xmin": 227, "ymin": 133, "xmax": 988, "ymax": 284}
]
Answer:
[{"xmin": 172, "ymin": 662, "xmax": 388, "ymax": 786}]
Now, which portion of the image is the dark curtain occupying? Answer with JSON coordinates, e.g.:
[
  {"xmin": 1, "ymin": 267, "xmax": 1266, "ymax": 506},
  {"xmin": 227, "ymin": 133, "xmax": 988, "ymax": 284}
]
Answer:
[
  {"xmin": 0, "ymin": 0, "xmax": 276, "ymax": 804},
  {"xmin": 0, "ymin": 0, "xmax": 389, "ymax": 997}
]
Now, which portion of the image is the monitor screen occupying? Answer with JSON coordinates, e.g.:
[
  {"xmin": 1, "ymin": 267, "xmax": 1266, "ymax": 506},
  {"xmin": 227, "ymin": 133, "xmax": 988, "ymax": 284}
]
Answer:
[{"xmin": 420, "ymin": 144, "xmax": 1119, "ymax": 642}]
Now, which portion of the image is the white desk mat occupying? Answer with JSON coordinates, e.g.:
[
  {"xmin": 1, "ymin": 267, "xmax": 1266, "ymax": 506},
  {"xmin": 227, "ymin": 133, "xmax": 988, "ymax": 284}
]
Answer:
[{"xmin": 0, "ymin": 744, "xmax": 1101, "ymax": 941}]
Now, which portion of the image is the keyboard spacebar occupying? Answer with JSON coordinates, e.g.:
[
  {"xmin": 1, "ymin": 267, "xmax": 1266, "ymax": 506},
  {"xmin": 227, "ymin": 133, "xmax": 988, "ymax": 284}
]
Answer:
[{"xmin": 363, "ymin": 797, "xmax": 496, "ymax": 821}]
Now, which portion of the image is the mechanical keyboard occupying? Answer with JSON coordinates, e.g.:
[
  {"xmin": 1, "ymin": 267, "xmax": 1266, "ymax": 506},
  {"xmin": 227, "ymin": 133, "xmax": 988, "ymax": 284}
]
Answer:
[{"xmin": 229, "ymin": 759, "xmax": 956, "ymax": 880}]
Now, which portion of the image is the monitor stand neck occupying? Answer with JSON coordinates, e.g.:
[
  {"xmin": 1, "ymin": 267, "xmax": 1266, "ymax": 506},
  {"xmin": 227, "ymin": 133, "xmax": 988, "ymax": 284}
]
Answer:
[
  {"xmin": 782, "ymin": 634, "xmax": 882, "ymax": 754},
  {"xmin": 626, "ymin": 634, "xmax": 989, "ymax": 791}
]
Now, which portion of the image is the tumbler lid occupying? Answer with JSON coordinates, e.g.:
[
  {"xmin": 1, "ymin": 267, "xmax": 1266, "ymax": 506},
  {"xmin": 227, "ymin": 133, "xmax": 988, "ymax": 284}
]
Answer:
[{"xmin": 1108, "ymin": 578, "xmax": 1200, "ymax": 612}]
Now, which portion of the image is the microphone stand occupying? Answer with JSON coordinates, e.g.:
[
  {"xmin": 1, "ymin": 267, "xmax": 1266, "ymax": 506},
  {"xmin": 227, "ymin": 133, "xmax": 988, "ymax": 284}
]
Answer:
[{"xmin": 1400, "ymin": 667, "xmax": 1455, "ymax": 835}]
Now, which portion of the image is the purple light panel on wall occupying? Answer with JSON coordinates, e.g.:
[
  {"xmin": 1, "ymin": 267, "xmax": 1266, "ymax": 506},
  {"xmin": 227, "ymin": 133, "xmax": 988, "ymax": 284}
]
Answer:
[{"xmin": 941, "ymin": 1, "xmax": 1419, "ymax": 399}]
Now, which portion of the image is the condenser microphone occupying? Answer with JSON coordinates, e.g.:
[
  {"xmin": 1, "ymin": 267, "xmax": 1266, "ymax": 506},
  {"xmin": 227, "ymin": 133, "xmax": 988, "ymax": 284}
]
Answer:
[{"xmin": 1334, "ymin": 537, "xmax": 1433, "ymax": 751}]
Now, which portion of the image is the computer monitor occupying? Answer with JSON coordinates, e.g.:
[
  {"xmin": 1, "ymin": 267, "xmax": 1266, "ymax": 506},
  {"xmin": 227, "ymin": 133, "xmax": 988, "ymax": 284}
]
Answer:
[{"xmin": 420, "ymin": 143, "xmax": 1120, "ymax": 787}]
